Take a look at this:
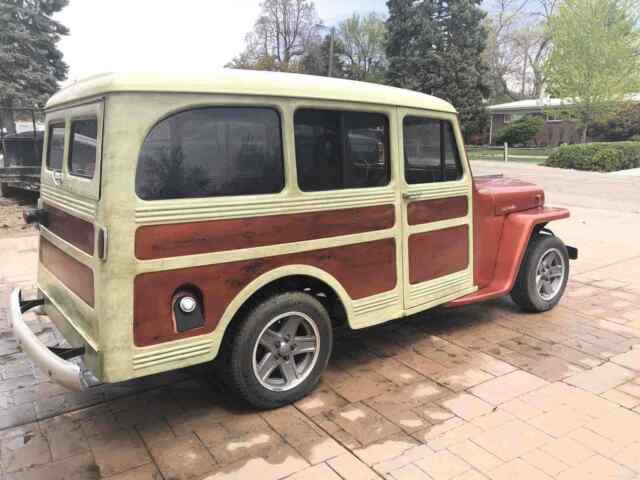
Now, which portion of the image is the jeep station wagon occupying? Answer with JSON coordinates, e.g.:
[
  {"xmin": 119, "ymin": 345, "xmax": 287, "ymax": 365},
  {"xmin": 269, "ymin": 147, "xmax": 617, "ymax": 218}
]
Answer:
[{"xmin": 10, "ymin": 71, "xmax": 577, "ymax": 408}]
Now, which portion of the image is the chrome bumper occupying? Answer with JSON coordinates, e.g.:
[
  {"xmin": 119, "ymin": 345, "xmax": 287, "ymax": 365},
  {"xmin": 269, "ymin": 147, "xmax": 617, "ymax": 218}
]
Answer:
[{"xmin": 9, "ymin": 289, "xmax": 96, "ymax": 391}]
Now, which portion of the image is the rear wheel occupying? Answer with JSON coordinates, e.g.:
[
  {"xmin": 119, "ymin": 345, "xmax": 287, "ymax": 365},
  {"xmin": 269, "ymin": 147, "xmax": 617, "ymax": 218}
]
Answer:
[
  {"xmin": 511, "ymin": 233, "xmax": 569, "ymax": 312},
  {"xmin": 227, "ymin": 291, "xmax": 332, "ymax": 409}
]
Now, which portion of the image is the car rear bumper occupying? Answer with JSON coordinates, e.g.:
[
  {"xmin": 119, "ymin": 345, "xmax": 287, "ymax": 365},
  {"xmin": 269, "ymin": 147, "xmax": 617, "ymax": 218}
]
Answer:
[{"xmin": 9, "ymin": 289, "xmax": 99, "ymax": 391}]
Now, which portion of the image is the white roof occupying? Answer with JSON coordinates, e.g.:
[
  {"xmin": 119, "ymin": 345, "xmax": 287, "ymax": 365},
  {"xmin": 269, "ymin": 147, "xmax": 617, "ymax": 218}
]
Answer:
[
  {"xmin": 488, "ymin": 94, "xmax": 640, "ymax": 112},
  {"xmin": 47, "ymin": 70, "xmax": 457, "ymax": 113}
]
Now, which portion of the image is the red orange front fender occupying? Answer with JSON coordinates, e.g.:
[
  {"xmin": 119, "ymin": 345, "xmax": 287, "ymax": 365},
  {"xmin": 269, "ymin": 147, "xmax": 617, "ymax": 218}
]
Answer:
[{"xmin": 447, "ymin": 207, "xmax": 570, "ymax": 307}]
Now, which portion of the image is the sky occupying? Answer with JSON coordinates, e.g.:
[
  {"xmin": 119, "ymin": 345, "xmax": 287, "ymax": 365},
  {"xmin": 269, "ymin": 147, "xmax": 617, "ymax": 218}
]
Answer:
[{"xmin": 54, "ymin": 0, "xmax": 389, "ymax": 83}]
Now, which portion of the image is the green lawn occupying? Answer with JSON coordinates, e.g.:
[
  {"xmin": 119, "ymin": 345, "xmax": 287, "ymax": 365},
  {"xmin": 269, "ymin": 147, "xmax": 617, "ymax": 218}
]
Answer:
[{"xmin": 466, "ymin": 146, "xmax": 551, "ymax": 165}]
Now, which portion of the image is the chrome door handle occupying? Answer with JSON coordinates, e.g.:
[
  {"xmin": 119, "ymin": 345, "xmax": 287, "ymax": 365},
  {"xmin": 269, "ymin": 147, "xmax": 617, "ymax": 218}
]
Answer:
[{"xmin": 402, "ymin": 192, "xmax": 418, "ymax": 201}]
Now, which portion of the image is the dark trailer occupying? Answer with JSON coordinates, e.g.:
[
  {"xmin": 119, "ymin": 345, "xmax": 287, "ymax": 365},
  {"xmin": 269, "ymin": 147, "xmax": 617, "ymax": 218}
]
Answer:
[{"xmin": 0, "ymin": 109, "xmax": 44, "ymax": 197}]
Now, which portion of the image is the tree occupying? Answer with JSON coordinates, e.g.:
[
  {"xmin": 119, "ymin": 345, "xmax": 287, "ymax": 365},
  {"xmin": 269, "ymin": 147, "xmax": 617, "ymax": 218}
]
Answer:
[
  {"xmin": 227, "ymin": 0, "xmax": 320, "ymax": 72},
  {"xmin": 483, "ymin": 0, "xmax": 558, "ymax": 101},
  {"xmin": 301, "ymin": 34, "xmax": 347, "ymax": 78},
  {"xmin": 0, "ymin": 0, "xmax": 69, "ymax": 133},
  {"xmin": 545, "ymin": 0, "xmax": 640, "ymax": 142},
  {"xmin": 338, "ymin": 13, "xmax": 387, "ymax": 83},
  {"xmin": 386, "ymin": 0, "xmax": 490, "ymax": 136}
]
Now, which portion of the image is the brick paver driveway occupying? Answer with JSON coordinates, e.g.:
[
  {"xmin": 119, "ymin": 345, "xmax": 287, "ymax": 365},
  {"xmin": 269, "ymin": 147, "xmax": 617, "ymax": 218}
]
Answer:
[{"xmin": 1, "ymin": 162, "xmax": 640, "ymax": 480}]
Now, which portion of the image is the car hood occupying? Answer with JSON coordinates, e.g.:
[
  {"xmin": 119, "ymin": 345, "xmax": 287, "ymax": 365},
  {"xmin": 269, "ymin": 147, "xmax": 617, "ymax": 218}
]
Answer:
[{"xmin": 474, "ymin": 175, "xmax": 545, "ymax": 216}]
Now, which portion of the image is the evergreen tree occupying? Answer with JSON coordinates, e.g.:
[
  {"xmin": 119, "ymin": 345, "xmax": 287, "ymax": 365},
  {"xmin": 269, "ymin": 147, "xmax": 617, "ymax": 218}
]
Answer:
[
  {"xmin": 301, "ymin": 34, "xmax": 347, "ymax": 78},
  {"xmin": 0, "ymin": 0, "xmax": 69, "ymax": 132},
  {"xmin": 386, "ymin": 0, "xmax": 490, "ymax": 136}
]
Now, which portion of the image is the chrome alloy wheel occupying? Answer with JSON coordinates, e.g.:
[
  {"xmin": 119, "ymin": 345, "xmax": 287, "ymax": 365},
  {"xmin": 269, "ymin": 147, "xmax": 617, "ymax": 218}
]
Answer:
[
  {"xmin": 252, "ymin": 311, "xmax": 320, "ymax": 392},
  {"xmin": 535, "ymin": 248, "xmax": 566, "ymax": 301}
]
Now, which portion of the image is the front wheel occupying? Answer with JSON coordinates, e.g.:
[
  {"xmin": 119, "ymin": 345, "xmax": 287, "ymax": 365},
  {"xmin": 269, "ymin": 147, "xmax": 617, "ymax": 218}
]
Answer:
[
  {"xmin": 511, "ymin": 234, "xmax": 570, "ymax": 312},
  {"xmin": 227, "ymin": 291, "xmax": 333, "ymax": 409}
]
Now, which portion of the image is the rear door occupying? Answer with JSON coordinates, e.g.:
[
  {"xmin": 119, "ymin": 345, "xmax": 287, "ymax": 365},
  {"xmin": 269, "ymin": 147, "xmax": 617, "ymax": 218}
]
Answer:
[
  {"xmin": 38, "ymin": 100, "xmax": 103, "ymax": 351},
  {"xmin": 398, "ymin": 108, "xmax": 475, "ymax": 311}
]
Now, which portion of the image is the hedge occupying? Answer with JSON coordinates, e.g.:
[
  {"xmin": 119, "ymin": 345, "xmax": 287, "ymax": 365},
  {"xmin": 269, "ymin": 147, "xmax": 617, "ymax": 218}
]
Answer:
[
  {"xmin": 545, "ymin": 142, "xmax": 640, "ymax": 172},
  {"xmin": 495, "ymin": 116, "xmax": 544, "ymax": 147}
]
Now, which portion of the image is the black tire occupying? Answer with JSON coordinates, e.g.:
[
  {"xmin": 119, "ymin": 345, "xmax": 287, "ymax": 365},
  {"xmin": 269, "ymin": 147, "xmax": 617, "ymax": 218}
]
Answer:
[
  {"xmin": 226, "ymin": 291, "xmax": 333, "ymax": 409},
  {"xmin": 511, "ymin": 233, "xmax": 570, "ymax": 312},
  {"xmin": 0, "ymin": 182, "xmax": 16, "ymax": 198}
]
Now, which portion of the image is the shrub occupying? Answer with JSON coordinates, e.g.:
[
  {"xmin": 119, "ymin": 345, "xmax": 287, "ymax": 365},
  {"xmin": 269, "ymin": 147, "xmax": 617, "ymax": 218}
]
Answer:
[
  {"xmin": 495, "ymin": 116, "xmax": 544, "ymax": 146},
  {"xmin": 545, "ymin": 141, "xmax": 640, "ymax": 172},
  {"xmin": 590, "ymin": 103, "xmax": 640, "ymax": 141}
]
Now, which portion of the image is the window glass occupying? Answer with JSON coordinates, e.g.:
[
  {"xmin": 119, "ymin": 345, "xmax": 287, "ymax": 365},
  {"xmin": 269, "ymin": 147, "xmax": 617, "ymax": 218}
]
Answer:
[
  {"xmin": 444, "ymin": 122, "xmax": 463, "ymax": 181},
  {"xmin": 47, "ymin": 123, "xmax": 65, "ymax": 170},
  {"xmin": 294, "ymin": 109, "xmax": 390, "ymax": 191},
  {"xmin": 69, "ymin": 118, "xmax": 98, "ymax": 178},
  {"xmin": 136, "ymin": 107, "xmax": 284, "ymax": 200},
  {"xmin": 403, "ymin": 117, "xmax": 463, "ymax": 184}
]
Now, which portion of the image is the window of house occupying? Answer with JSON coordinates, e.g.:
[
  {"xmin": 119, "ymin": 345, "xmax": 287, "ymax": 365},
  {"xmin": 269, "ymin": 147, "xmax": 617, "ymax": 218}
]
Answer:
[
  {"xmin": 69, "ymin": 118, "xmax": 98, "ymax": 178},
  {"xmin": 403, "ymin": 117, "xmax": 463, "ymax": 184},
  {"xmin": 46, "ymin": 123, "xmax": 65, "ymax": 170},
  {"xmin": 294, "ymin": 109, "xmax": 390, "ymax": 192},
  {"xmin": 136, "ymin": 107, "xmax": 284, "ymax": 200}
]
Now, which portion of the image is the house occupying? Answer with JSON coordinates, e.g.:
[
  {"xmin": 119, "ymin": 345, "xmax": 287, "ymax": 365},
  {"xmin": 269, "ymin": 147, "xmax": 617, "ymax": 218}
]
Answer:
[
  {"xmin": 487, "ymin": 98, "xmax": 580, "ymax": 146},
  {"xmin": 487, "ymin": 95, "xmax": 640, "ymax": 146}
]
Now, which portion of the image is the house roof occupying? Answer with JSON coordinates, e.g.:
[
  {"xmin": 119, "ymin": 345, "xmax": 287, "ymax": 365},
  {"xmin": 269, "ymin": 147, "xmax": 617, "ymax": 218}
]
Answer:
[
  {"xmin": 488, "ymin": 94, "xmax": 640, "ymax": 113},
  {"xmin": 46, "ymin": 70, "xmax": 457, "ymax": 113}
]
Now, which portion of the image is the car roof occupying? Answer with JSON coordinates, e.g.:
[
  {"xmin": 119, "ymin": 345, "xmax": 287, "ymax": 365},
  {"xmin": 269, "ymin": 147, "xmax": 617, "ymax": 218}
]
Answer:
[{"xmin": 46, "ymin": 70, "xmax": 457, "ymax": 113}]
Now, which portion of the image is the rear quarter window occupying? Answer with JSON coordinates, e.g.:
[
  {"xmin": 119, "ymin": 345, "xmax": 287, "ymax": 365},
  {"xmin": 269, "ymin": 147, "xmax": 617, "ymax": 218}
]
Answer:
[{"xmin": 136, "ymin": 107, "xmax": 284, "ymax": 200}]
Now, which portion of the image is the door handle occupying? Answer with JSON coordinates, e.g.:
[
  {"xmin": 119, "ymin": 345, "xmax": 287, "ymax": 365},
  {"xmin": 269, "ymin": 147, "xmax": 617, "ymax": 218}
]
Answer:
[{"xmin": 402, "ymin": 192, "xmax": 418, "ymax": 201}]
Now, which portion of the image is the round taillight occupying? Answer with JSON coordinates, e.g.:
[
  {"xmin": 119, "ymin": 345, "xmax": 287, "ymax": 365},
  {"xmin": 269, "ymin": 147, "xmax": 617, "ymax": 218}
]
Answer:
[{"xmin": 178, "ymin": 296, "xmax": 197, "ymax": 313}]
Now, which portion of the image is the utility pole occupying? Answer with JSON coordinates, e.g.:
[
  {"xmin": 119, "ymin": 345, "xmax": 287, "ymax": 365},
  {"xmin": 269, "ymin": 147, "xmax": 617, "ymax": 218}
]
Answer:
[{"xmin": 328, "ymin": 27, "xmax": 335, "ymax": 78}]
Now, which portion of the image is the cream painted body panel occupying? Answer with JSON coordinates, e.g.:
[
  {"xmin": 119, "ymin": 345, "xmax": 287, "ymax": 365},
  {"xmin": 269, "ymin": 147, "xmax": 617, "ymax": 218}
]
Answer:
[{"xmin": 38, "ymin": 86, "xmax": 474, "ymax": 384}]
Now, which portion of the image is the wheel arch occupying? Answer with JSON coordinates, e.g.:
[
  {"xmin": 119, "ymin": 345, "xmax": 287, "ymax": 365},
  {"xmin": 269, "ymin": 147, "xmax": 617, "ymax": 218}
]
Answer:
[
  {"xmin": 210, "ymin": 265, "xmax": 353, "ymax": 359},
  {"xmin": 448, "ymin": 207, "xmax": 570, "ymax": 307}
]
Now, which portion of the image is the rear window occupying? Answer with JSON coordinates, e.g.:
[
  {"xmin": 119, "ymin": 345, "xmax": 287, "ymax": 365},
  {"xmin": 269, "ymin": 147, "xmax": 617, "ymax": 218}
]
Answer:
[
  {"xmin": 294, "ymin": 109, "xmax": 390, "ymax": 192},
  {"xmin": 69, "ymin": 118, "xmax": 98, "ymax": 178},
  {"xmin": 46, "ymin": 123, "xmax": 65, "ymax": 170},
  {"xmin": 136, "ymin": 107, "xmax": 284, "ymax": 200}
]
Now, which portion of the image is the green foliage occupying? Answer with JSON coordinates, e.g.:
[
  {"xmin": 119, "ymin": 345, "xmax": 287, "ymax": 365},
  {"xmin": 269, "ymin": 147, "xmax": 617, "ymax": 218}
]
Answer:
[
  {"xmin": 0, "ymin": 0, "xmax": 68, "ymax": 134},
  {"xmin": 545, "ymin": 0, "xmax": 640, "ymax": 142},
  {"xmin": 339, "ymin": 13, "xmax": 387, "ymax": 82},
  {"xmin": 301, "ymin": 34, "xmax": 347, "ymax": 78},
  {"xmin": 590, "ymin": 103, "xmax": 640, "ymax": 142},
  {"xmin": 0, "ymin": 0, "xmax": 68, "ymax": 106},
  {"xmin": 385, "ymin": 0, "xmax": 490, "ymax": 137},
  {"xmin": 495, "ymin": 116, "xmax": 544, "ymax": 146},
  {"xmin": 545, "ymin": 142, "xmax": 640, "ymax": 172}
]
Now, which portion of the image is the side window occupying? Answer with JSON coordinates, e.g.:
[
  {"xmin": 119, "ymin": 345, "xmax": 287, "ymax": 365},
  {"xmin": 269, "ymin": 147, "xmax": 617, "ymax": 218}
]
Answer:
[
  {"xmin": 136, "ymin": 107, "xmax": 284, "ymax": 200},
  {"xmin": 46, "ymin": 123, "xmax": 65, "ymax": 171},
  {"xmin": 403, "ymin": 117, "xmax": 463, "ymax": 184},
  {"xmin": 69, "ymin": 118, "xmax": 98, "ymax": 178},
  {"xmin": 294, "ymin": 109, "xmax": 390, "ymax": 192}
]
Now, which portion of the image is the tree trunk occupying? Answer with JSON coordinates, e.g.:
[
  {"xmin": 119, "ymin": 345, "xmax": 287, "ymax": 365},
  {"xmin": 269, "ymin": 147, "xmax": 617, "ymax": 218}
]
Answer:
[{"xmin": 582, "ymin": 126, "xmax": 588, "ymax": 144}]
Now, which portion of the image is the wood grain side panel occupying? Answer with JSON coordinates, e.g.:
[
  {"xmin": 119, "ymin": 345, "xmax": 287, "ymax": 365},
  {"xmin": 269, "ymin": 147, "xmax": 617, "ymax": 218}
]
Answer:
[
  {"xmin": 407, "ymin": 196, "xmax": 468, "ymax": 226},
  {"xmin": 44, "ymin": 204, "xmax": 95, "ymax": 255},
  {"xmin": 409, "ymin": 226, "xmax": 469, "ymax": 284},
  {"xmin": 135, "ymin": 204, "xmax": 395, "ymax": 260},
  {"xmin": 134, "ymin": 239, "xmax": 397, "ymax": 346},
  {"xmin": 40, "ymin": 237, "xmax": 95, "ymax": 307}
]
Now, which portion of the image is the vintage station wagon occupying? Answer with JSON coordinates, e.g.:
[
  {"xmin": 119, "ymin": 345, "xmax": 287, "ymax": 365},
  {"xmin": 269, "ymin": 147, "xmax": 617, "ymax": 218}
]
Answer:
[{"xmin": 10, "ymin": 71, "xmax": 576, "ymax": 408}]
